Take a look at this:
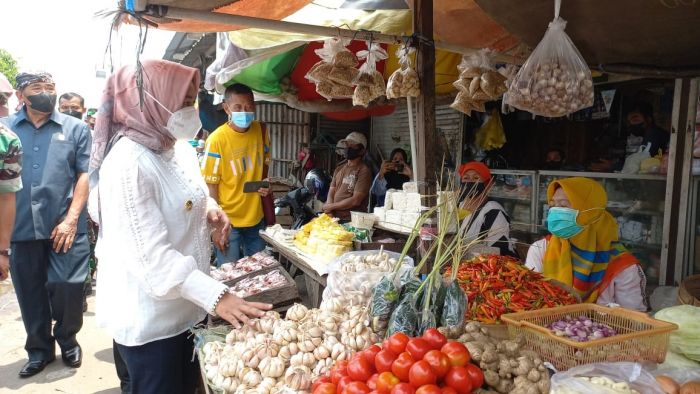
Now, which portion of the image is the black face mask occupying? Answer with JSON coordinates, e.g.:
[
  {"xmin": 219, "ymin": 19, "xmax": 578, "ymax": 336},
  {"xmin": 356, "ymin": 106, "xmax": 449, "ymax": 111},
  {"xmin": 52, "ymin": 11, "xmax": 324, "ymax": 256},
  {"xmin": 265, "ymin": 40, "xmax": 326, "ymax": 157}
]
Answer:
[
  {"xmin": 62, "ymin": 110, "xmax": 83, "ymax": 119},
  {"xmin": 462, "ymin": 182, "xmax": 487, "ymax": 200},
  {"xmin": 26, "ymin": 93, "xmax": 57, "ymax": 114},
  {"xmin": 545, "ymin": 161, "xmax": 563, "ymax": 170},
  {"xmin": 629, "ymin": 123, "xmax": 646, "ymax": 137},
  {"xmin": 345, "ymin": 147, "xmax": 363, "ymax": 160}
]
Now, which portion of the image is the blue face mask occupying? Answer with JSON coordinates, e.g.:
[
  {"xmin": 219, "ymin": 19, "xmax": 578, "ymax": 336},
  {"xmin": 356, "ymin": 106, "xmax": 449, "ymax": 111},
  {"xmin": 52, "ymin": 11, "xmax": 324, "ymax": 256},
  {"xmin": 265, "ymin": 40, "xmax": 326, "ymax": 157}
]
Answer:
[
  {"xmin": 230, "ymin": 112, "xmax": 255, "ymax": 129},
  {"xmin": 547, "ymin": 207, "xmax": 584, "ymax": 239}
]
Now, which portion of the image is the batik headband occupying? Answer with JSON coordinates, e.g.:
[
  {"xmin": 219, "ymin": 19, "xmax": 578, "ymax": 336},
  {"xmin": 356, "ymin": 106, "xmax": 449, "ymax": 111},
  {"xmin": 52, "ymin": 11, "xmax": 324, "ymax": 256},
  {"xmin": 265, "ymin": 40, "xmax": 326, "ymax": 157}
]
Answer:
[{"xmin": 15, "ymin": 71, "xmax": 54, "ymax": 91}]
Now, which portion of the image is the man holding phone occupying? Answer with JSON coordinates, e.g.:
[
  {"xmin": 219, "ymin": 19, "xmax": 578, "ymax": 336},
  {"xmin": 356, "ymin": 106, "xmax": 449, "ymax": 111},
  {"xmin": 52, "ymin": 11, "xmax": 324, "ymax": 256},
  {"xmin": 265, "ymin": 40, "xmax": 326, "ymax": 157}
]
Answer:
[
  {"xmin": 202, "ymin": 83, "xmax": 270, "ymax": 266},
  {"xmin": 371, "ymin": 148, "xmax": 413, "ymax": 206}
]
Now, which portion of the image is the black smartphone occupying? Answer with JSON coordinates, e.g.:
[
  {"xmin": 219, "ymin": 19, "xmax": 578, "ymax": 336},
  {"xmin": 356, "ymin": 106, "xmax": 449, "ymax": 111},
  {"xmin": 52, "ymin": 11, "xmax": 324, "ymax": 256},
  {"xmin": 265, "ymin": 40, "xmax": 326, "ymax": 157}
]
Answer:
[{"xmin": 243, "ymin": 181, "xmax": 270, "ymax": 193}]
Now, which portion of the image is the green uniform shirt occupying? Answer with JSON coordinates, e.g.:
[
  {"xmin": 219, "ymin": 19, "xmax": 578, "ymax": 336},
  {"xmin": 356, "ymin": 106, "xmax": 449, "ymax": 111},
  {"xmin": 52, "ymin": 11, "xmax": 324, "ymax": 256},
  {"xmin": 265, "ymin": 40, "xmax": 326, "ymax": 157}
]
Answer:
[{"xmin": 0, "ymin": 123, "xmax": 22, "ymax": 193}]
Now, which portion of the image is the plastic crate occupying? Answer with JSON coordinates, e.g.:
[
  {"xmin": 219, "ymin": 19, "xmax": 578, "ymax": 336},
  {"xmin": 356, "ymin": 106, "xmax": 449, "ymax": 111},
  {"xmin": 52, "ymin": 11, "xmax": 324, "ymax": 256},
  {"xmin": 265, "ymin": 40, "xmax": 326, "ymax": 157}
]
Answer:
[{"xmin": 501, "ymin": 304, "xmax": 678, "ymax": 371}]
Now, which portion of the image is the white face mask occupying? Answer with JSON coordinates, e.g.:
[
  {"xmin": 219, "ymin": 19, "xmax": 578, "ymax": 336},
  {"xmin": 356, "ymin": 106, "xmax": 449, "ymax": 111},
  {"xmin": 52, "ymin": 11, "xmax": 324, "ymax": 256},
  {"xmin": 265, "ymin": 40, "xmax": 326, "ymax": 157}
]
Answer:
[{"xmin": 145, "ymin": 91, "xmax": 202, "ymax": 140}]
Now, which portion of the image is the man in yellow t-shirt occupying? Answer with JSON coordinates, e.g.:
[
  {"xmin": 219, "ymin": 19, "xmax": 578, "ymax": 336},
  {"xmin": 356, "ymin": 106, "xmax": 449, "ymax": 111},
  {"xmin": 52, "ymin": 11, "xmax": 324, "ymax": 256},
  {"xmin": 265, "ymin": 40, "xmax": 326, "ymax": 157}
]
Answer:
[{"xmin": 201, "ymin": 84, "xmax": 271, "ymax": 266}]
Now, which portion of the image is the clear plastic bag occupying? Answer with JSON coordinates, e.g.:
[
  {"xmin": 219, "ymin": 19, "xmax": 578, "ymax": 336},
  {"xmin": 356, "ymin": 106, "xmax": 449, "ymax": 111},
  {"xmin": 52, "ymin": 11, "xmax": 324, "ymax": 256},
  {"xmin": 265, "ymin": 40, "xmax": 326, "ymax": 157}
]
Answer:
[
  {"xmin": 386, "ymin": 44, "xmax": 420, "ymax": 99},
  {"xmin": 305, "ymin": 38, "xmax": 359, "ymax": 100},
  {"xmin": 622, "ymin": 143, "xmax": 651, "ymax": 174},
  {"xmin": 369, "ymin": 275, "xmax": 400, "ymax": 336},
  {"xmin": 451, "ymin": 50, "xmax": 506, "ymax": 116},
  {"xmin": 504, "ymin": 0, "xmax": 594, "ymax": 118},
  {"xmin": 352, "ymin": 42, "xmax": 388, "ymax": 107},
  {"xmin": 387, "ymin": 295, "xmax": 418, "ymax": 337},
  {"xmin": 550, "ymin": 362, "xmax": 664, "ymax": 394},
  {"xmin": 321, "ymin": 250, "xmax": 413, "ymax": 304},
  {"xmin": 440, "ymin": 279, "xmax": 468, "ymax": 338}
]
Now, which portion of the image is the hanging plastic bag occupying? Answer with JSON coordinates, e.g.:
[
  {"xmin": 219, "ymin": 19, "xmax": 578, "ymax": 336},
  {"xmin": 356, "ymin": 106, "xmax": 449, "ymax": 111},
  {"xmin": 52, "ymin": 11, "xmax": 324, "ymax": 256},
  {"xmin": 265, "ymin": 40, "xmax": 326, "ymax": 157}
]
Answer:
[
  {"xmin": 306, "ymin": 38, "xmax": 359, "ymax": 101},
  {"xmin": 621, "ymin": 143, "xmax": 651, "ymax": 174},
  {"xmin": 352, "ymin": 42, "xmax": 388, "ymax": 107},
  {"xmin": 550, "ymin": 362, "xmax": 664, "ymax": 394},
  {"xmin": 475, "ymin": 109, "xmax": 507, "ymax": 150},
  {"xmin": 386, "ymin": 44, "xmax": 420, "ymax": 99},
  {"xmin": 450, "ymin": 50, "xmax": 507, "ymax": 116},
  {"xmin": 505, "ymin": 0, "xmax": 594, "ymax": 118}
]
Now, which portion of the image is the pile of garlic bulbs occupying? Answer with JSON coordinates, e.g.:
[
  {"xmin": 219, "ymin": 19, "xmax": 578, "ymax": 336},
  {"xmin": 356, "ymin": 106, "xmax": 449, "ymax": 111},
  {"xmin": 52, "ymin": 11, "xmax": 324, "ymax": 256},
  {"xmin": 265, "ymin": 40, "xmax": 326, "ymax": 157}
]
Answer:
[{"xmin": 201, "ymin": 300, "xmax": 379, "ymax": 394}]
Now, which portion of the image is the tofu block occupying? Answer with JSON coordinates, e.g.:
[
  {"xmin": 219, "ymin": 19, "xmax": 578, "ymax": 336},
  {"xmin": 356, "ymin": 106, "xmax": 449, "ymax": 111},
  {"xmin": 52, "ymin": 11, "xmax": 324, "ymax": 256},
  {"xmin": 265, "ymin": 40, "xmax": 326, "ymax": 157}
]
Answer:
[
  {"xmin": 403, "ymin": 182, "xmax": 419, "ymax": 193},
  {"xmin": 392, "ymin": 192, "xmax": 408, "ymax": 211},
  {"xmin": 373, "ymin": 207, "xmax": 386, "ymax": 222},
  {"xmin": 401, "ymin": 212, "xmax": 421, "ymax": 230},
  {"xmin": 385, "ymin": 209, "xmax": 403, "ymax": 225}
]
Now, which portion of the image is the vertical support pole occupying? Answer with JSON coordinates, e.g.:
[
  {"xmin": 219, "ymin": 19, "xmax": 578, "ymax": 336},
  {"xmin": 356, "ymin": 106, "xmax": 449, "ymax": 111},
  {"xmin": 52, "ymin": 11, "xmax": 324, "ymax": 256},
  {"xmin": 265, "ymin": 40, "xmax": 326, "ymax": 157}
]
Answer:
[
  {"xmin": 413, "ymin": 0, "xmax": 436, "ymax": 183},
  {"xmin": 662, "ymin": 78, "xmax": 698, "ymax": 285}
]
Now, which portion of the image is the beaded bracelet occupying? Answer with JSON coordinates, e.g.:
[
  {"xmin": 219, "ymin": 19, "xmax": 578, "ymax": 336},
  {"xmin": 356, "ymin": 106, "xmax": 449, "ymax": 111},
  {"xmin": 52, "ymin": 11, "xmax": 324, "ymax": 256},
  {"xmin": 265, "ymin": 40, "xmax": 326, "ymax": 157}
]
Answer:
[{"xmin": 210, "ymin": 288, "xmax": 228, "ymax": 315}]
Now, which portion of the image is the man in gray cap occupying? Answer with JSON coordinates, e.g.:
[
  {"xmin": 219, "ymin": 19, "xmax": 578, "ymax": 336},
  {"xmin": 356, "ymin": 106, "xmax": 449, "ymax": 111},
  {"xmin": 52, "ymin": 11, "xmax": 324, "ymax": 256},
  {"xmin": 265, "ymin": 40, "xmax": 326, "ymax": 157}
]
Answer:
[{"xmin": 1, "ymin": 71, "xmax": 91, "ymax": 377}]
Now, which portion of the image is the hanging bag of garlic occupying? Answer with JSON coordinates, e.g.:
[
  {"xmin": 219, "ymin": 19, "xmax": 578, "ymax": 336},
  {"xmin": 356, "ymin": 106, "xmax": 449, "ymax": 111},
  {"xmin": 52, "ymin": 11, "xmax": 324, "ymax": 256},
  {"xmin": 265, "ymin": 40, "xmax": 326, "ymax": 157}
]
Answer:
[
  {"xmin": 305, "ymin": 37, "xmax": 358, "ymax": 101},
  {"xmin": 504, "ymin": 0, "xmax": 594, "ymax": 117},
  {"xmin": 352, "ymin": 41, "xmax": 388, "ymax": 107},
  {"xmin": 386, "ymin": 44, "xmax": 420, "ymax": 99}
]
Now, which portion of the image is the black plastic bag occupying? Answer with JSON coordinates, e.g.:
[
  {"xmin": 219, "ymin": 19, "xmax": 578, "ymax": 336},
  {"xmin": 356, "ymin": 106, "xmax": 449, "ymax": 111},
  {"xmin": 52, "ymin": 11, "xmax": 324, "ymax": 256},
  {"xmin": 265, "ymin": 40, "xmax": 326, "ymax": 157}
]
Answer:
[
  {"xmin": 399, "ymin": 270, "xmax": 421, "ymax": 302},
  {"xmin": 418, "ymin": 310, "xmax": 437, "ymax": 335},
  {"xmin": 370, "ymin": 275, "xmax": 400, "ymax": 335},
  {"xmin": 440, "ymin": 279, "xmax": 468, "ymax": 338}
]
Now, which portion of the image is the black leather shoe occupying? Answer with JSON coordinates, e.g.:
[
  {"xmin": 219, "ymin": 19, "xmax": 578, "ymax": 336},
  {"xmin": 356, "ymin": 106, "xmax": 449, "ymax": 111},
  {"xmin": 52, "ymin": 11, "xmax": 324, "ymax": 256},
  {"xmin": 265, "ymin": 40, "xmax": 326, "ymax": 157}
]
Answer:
[
  {"xmin": 62, "ymin": 345, "xmax": 82, "ymax": 368},
  {"xmin": 19, "ymin": 358, "xmax": 54, "ymax": 378}
]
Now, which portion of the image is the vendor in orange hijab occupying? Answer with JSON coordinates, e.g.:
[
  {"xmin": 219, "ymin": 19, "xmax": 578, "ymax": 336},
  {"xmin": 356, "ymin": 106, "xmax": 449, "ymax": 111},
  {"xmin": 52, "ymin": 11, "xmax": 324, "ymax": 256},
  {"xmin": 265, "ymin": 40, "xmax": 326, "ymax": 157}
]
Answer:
[
  {"xmin": 458, "ymin": 162, "xmax": 517, "ymax": 257},
  {"xmin": 525, "ymin": 177, "xmax": 647, "ymax": 311}
]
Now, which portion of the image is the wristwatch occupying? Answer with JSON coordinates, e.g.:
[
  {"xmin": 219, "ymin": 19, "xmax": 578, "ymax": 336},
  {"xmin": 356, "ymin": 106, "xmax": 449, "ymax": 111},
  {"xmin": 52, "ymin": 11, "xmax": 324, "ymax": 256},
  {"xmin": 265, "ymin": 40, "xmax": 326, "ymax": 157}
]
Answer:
[{"xmin": 0, "ymin": 249, "xmax": 11, "ymax": 257}]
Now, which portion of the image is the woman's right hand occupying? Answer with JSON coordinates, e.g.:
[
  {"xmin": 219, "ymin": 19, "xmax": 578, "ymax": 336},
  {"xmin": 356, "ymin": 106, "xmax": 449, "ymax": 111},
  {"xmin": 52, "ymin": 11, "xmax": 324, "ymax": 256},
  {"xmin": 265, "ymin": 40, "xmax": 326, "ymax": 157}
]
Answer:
[
  {"xmin": 215, "ymin": 292, "xmax": 272, "ymax": 329},
  {"xmin": 379, "ymin": 160, "xmax": 394, "ymax": 178}
]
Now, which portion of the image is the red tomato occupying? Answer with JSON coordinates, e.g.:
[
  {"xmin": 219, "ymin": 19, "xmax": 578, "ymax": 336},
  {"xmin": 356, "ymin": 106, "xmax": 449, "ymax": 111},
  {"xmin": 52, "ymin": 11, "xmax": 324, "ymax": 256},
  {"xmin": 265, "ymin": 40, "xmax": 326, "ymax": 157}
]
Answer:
[
  {"xmin": 312, "ymin": 376, "xmax": 332, "ymax": 392},
  {"xmin": 331, "ymin": 367, "xmax": 349, "ymax": 385},
  {"xmin": 391, "ymin": 352, "xmax": 414, "ymax": 382},
  {"xmin": 388, "ymin": 332, "xmax": 410, "ymax": 354},
  {"xmin": 422, "ymin": 350, "xmax": 450, "ymax": 378},
  {"xmin": 369, "ymin": 391, "xmax": 381, "ymax": 394},
  {"xmin": 382, "ymin": 339, "xmax": 390, "ymax": 350},
  {"xmin": 364, "ymin": 345, "xmax": 382, "ymax": 365},
  {"xmin": 343, "ymin": 382, "xmax": 371, "ymax": 394},
  {"xmin": 406, "ymin": 338, "xmax": 432, "ymax": 361},
  {"xmin": 444, "ymin": 366, "xmax": 473, "ymax": 394},
  {"xmin": 440, "ymin": 342, "xmax": 471, "ymax": 367},
  {"xmin": 408, "ymin": 360, "xmax": 437, "ymax": 387},
  {"xmin": 415, "ymin": 385, "xmax": 442, "ymax": 394},
  {"xmin": 464, "ymin": 364, "xmax": 484, "ymax": 389},
  {"xmin": 337, "ymin": 376, "xmax": 353, "ymax": 394},
  {"xmin": 375, "ymin": 349, "xmax": 398, "ymax": 373},
  {"xmin": 368, "ymin": 374, "xmax": 379, "ymax": 390},
  {"xmin": 348, "ymin": 356, "xmax": 375, "ymax": 381},
  {"xmin": 422, "ymin": 328, "xmax": 448, "ymax": 350},
  {"xmin": 313, "ymin": 382, "xmax": 337, "ymax": 394},
  {"xmin": 335, "ymin": 360, "xmax": 349, "ymax": 371},
  {"xmin": 376, "ymin": 371, "xmax": 400, "ymax": 393},
  {"xmin": 390, "ymin": 383, "xmax": 416, "ymax": 394},
  {"xmin": 440, "ymin": 388, "xmax": 458, "ymax": 394}
]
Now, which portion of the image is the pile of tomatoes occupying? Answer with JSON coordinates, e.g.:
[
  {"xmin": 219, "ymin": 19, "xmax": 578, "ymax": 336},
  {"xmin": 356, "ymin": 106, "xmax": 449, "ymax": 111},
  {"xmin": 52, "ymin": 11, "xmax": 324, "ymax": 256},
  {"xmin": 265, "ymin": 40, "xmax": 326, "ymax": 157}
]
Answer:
[{"xmin": 312, "ymin": 329, "xmax": 484, "ymax": 394}]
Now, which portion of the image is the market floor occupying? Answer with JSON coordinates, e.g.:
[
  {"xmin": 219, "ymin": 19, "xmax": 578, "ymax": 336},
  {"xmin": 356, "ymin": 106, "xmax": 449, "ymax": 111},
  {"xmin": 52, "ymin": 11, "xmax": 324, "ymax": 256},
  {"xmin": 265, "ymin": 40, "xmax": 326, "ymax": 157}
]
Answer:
[{"xmin": 0, "ymin": 278, "xmax": 121, "ymax": 394}]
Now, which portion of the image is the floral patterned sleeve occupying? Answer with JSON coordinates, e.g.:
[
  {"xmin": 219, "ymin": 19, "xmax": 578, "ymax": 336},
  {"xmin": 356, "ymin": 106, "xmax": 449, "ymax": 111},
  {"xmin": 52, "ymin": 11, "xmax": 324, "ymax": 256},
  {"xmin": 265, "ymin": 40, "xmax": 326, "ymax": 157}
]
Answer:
[{"xmin": 0, "ymin": 124, "xmax": 22, "ymax": 193}]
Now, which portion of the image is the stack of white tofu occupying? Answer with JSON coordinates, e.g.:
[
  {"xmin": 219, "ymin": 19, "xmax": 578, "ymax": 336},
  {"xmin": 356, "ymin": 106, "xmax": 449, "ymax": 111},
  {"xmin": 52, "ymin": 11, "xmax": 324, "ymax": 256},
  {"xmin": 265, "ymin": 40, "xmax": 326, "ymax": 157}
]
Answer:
[{"xmin": 373, "ymin": 182, "xmax": 425, "ymax": 232}]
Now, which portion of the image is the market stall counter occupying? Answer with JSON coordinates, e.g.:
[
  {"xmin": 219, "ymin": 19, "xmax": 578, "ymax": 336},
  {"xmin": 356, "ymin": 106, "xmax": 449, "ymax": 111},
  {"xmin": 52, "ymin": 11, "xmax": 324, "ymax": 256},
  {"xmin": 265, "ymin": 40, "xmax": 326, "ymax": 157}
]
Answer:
[{"xmin": 259, "ymin": 230, "xmax": 328, "ymax": 308}]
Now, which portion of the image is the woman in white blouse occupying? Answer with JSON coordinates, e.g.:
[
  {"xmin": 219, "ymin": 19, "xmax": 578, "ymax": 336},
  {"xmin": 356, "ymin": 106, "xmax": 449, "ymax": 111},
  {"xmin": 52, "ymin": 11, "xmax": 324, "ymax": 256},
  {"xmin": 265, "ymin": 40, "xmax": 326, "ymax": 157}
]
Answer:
[{"xmin": 88, "ymin": 60, "xmax": 270, "ymax": 393}]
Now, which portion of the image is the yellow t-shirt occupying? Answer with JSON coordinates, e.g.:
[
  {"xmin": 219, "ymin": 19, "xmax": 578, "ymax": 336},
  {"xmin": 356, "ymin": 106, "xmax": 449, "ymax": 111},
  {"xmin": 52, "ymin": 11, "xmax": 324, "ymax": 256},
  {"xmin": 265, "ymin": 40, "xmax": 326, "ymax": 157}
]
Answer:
[{"xmin": 202, "ymin": 121, "xmax": 271, "ymax": 227}]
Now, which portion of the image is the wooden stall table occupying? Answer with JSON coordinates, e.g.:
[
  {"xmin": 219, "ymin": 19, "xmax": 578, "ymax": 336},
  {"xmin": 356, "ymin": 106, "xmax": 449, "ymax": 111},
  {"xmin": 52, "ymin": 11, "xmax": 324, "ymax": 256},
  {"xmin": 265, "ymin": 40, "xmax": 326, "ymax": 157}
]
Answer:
[{"xmin": 260, "ymin": 231, "xmax": 327, "ymax": 308}]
